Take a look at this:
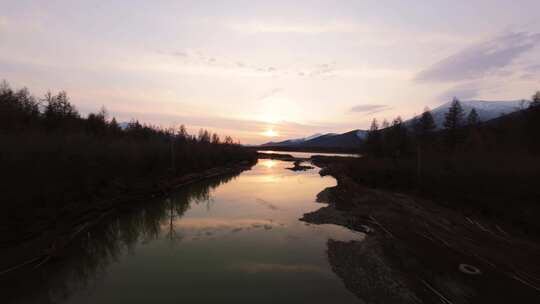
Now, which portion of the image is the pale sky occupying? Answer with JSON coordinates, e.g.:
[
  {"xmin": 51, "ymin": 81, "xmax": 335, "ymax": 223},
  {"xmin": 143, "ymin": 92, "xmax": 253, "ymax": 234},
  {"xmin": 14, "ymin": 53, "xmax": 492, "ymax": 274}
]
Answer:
[{"xmin": 1, "ymin": 0, "xmax": 540, "ymax": 144}]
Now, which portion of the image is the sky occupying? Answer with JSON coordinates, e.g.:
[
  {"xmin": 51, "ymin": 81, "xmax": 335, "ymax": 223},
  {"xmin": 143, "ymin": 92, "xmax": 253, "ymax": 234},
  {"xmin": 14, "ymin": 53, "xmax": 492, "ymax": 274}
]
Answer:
[{"xmin": 1, "ymin": 0, "xmax": 540, "ymax": 144}]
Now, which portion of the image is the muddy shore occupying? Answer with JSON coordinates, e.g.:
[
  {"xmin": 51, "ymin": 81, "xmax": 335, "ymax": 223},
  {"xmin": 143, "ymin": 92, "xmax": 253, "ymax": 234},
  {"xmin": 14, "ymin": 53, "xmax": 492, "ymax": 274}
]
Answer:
[
  {"xmin": 302, "ymin": 157, "xmax": 540, "ymax": 303},
  {"xmin": 0, "ymin": 160, "xmax": 255, "ymax": 276}
]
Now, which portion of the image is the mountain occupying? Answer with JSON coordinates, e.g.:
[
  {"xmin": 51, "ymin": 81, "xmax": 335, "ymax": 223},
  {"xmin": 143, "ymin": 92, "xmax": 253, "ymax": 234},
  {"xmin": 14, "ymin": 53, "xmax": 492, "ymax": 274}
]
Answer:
[
  {"xmin": 262, "ymin": 100, "xmax": 525, "ymax": 150},
  {"xmin": 412, "ymin": 100, "xmax": 526, "ymax": 128},
  {"xmin": 261, "ymin": 130, "xmax": 366, "ymax": 149}
]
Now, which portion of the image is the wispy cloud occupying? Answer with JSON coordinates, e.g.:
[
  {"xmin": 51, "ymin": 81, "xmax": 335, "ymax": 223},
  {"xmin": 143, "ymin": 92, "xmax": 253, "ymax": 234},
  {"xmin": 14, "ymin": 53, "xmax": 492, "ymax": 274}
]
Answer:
[
  {"xmin": 416, "ymin": 32, "xmax": 540, "ymax": 82},
  {"xmin": 439, "ymin": 82, "xmax": 481, "ymax": 101},
  {"xmin": 350, "ymin": 104, "xmax": 391, "ymax": 115},
  {"xmin": 168, "ymin": 50, "xmax": 340, "ymax": 79},
  {"xmin": 258, "ymin": 88, "xmax": 283, "ymax": 101},
  {"xmin": 306, "ymin": 63, "xmax": 337, "ymax": 77}
]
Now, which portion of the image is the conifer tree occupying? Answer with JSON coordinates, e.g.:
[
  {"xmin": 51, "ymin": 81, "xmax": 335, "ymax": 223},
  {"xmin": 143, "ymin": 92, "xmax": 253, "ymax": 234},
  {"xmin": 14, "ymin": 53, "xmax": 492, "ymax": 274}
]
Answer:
[
  {"xmin": 419, "ymin": 107, "xmax": 436, "ymax": 133},
  {"xmin": 531, "ymin": 91, "xmax": 540, "ymax": 108},
  {"xmin": 467, "ymin": 108, "xmax": 479, "ymax": 125},
  {"xmin": 444, "ymin": 98, "xmax": 464, "ymax": 130},
  {"xmin": 366, "ymin": 118, "xmax": 382, "ymax": 156},
  {"xmin": 444, "ymin": 98, "xmax": 465, "ymax": 147}
]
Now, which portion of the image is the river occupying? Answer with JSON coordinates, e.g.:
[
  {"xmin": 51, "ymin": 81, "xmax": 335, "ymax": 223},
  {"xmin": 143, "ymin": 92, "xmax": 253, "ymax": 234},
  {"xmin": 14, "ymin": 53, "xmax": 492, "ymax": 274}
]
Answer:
[{"xmin": 6, "ymin": 159, "xmax": 364, "ymax": 304}]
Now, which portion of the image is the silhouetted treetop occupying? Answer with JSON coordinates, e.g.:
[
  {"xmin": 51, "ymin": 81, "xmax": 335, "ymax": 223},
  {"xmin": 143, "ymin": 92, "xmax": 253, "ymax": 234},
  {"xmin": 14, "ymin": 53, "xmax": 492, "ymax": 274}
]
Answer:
[
  {"xmin": 467, "ymin": 108, "xmax": 479, "ymax": 125},
  {"xmin": 444, "ymin": 98, "xmax": 464, "ymax": 131},
  {"xmin": 44, "ymin": 91, "xmax": 79, "ymax": 120},
  {"xmin": 531, "ymin": 91, "xmax": 540, "ymax": 108}
]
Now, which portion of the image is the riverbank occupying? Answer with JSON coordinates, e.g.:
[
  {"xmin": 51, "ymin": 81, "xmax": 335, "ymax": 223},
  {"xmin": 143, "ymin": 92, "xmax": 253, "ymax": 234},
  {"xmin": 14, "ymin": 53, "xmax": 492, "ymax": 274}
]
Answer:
[
  {"xmin": 301, "ymin": 156, "xmax": 540, "ymax": 303},
  {"xmin": 0, "ymin": 160, "xmax": 255, "ymax": 276}
]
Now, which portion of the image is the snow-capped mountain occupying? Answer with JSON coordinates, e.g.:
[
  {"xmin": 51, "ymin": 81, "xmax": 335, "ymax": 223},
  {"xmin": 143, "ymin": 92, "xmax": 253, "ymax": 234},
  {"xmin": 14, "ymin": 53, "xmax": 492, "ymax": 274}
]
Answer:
[
  {"xmin": 261, "ymin": 100, "xmax": 526, "ymax": 149},
  {"xmin": 356, "ymin": 130, "xmax": 368, "ymax": 139},
  {"xmin": 304, "ymin": 133, "xmax": 325, "ymax": 141},
  {"xmin": 118, "ymin": 122, "xmax": 130, "ymax": 130},
  {"xmin": 415, "ymin": 100, "xmax": 526, "ymax": 128}
]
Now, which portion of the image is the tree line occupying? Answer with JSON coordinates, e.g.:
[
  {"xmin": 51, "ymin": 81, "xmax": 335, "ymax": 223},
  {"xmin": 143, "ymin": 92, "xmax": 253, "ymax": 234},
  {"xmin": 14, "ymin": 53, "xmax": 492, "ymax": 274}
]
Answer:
[
  {"xmin": 364, "ymin": 93, "xmax": 540, "ymax": 158},
  {"xmin": 0, "ymin": 80, "xmax": 255, "ymax": 232},
  {"xmin": 349, "ymin": 91, "xmax": 540, "ymax": 234},
  {"xmin": 0, "ymin": 80, "xmax": 238, "ymax": 147}
]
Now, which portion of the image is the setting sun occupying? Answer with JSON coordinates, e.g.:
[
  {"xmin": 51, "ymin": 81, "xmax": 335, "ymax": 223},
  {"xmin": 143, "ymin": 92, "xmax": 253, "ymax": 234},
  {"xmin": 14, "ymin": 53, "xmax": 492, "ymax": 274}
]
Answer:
[{"xmin": 263, "ymin": 129, "xmax": 279, "ymax": 137}]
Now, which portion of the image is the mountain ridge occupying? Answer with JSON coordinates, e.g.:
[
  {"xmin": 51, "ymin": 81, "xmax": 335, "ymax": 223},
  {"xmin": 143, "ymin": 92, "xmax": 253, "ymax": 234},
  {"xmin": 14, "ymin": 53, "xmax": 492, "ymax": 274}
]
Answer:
[{"xmin": 261, "ymin": 99, "xmax": 525, "ymax": 149}]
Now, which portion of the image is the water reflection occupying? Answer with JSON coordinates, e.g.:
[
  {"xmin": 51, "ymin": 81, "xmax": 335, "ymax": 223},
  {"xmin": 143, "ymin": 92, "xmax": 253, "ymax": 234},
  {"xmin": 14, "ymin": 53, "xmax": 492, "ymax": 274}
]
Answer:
[
  {"xmin": 260, "ymin": 159, "xmax": 277, "ymax": 169},
  {"xmin": 4, "ymin": 160, "xmax": 363, "ymax": 304},
  {"xmin": 258, "ymin": 150, "xmax": 360, "ymax": 158}
]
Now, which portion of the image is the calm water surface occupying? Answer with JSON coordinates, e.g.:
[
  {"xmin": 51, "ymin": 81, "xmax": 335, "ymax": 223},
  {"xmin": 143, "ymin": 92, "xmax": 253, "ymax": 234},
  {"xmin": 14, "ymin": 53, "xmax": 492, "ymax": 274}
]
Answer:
[
  {"xmin": 16, "ymin": 160, "xmax": 364, "ymax": 303},
  {"xmin": 258, "ymin": 150, "xmax": 360, "ymax": 158}
]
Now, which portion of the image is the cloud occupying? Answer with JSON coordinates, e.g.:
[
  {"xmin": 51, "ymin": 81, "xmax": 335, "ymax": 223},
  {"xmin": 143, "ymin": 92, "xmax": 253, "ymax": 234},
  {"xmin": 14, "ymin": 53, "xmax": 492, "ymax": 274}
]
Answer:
[
  {"xmin": 258, "ymin": 88, "xmax": 283, "ymax": 101},
  {"xmin": 168, "ymin": 50, "xmax": 283, "ymax": 76},
  {"xmin": 307, "ymin": 63, "xmax": 336, "ymax": 77},
  {"xmin": 172, "ymin": 51, "xmax": 188, "ymax": 57},
  {"xmin": 416, "ymin": 32, "xmax": 540, "ymax": 82},
  {"xmin": 350, "ymin": 104, "xmax": 391, "ymax": 115},
  {"xmin": 439, "ymin": 83, "xmax": 480, "ymax": 101},
  {"xmin": 295, "ymin": 63, "xmax": 337, "ymax": 78},
  {"xmin": 168, "ymin": 50, "xmax": 337, "ymax": 79}
]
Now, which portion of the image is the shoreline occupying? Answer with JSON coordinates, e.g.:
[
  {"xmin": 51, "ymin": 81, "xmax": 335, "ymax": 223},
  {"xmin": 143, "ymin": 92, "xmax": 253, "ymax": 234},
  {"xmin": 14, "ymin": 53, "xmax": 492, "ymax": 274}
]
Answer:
[
  {"xmin": 0, "ymin": 160, "xmax": 256, "ymax": 276},
  {"xmin": 302, "ymin": 157, "xmax": 540, "ymax": 303}
]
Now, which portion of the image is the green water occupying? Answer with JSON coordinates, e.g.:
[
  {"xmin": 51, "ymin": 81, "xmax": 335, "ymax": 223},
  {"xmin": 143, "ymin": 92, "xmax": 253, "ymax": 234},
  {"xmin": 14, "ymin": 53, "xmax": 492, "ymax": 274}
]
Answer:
[{"xmin": 15, "ymin": 159, "xmax": 364, "ymax": 303}]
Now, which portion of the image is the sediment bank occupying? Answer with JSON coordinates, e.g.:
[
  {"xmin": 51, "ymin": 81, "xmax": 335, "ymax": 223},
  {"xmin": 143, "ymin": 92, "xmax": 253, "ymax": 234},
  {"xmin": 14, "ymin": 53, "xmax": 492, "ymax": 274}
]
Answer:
[{"xmin": 302, "ymin": 157, "xmax": 540, "ymax": 303}]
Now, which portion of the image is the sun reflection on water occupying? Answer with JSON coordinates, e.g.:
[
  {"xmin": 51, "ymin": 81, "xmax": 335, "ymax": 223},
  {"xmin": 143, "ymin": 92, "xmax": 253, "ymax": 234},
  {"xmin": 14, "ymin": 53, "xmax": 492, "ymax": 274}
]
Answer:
[{"xmin": 260, "ymin": 159, "xmax": 276, "ymax": 169}]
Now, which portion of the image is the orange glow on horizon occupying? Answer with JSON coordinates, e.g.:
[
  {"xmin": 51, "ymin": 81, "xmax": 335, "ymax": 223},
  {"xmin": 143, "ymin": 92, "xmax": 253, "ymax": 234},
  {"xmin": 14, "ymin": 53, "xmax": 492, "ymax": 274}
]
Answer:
[{"xmin": 262, "ymin": 129, "xmax": 279, "ymax": 137}]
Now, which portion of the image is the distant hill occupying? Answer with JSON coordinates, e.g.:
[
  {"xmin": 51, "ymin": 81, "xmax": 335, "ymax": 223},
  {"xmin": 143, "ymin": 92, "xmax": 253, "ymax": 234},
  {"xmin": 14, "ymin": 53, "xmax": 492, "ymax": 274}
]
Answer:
[
  {"xmin": 261, "ymin": 129, "xmax": 367, "ymax": 149},
  {"xmin": 262, "ymin": 133, "xmax": 327, "ymax": 147},
  {"xmin": 262, "ymin": 100, "xmax": 526, "ymax": 151}
]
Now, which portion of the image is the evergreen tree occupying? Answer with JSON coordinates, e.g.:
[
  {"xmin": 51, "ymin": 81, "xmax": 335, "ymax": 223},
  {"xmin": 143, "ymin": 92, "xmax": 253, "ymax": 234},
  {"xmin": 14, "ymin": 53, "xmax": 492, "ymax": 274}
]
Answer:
[
  {"xmin": 366, "ymin": 118, "xmax": 382, "ymax": 156},
  {"xmin": 467, "ymin": 108, "xmax": 480, "ymax": 125},
  {"xmin": 109, "ymin": 117, "xmax": 121, "ymax": 132},
  {"xmin": 198, "ymin": 129, "xmax": 211, "ymax": 143},
  {"xmin": 419, "ymin": 107, "xmax": 436, "ymax": 133},
  {"xmin": 444, "ymin": 98, "xmax": 464, "ymax": 130},
  {"xmin": 369, "ymin": 118, "xmax": 379, "ymax": 132},
  {"xmin": 412, "ymin": 115, "xmax": 421, "ymax": 136},
  {"xmin": 381, "ymin": 119, "xmax": 390, "ymax": 129},
  {"xmin": 530, "ymin": 91, "xmax": 540, "ymax": 108},
  {"xmin": 211, "ymin": 133, "xmax": 220, "ymax": 144},
  {"xmin": 527, "ymin": 91, "xmax": 540, "ymax": 153},
  {"xmin": 97, "ymin": 105, "xmax": 108, "ymax": 122},
  {"xmin": 388, "ymin": 116, "xmax": 410, "ymax": 156},
  {"xmin": 444, "ymin": 98, "xmax": 465, "ymax": 147},
  {"xmin": 177, "ymin": 124, "xmax": 189, "ymax": 140}
]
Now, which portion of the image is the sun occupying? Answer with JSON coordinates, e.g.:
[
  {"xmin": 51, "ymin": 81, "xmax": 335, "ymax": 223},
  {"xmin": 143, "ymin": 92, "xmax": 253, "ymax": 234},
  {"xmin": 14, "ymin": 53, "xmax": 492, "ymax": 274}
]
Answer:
[{"xmin": 263, "ymin": 129, "xmax": 279, "ymax": 137}]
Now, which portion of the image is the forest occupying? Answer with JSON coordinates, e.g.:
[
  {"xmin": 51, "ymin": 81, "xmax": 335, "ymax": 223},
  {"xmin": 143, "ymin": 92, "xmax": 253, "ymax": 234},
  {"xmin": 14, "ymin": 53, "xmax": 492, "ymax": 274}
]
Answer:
[
  {"xmin": 342, "ymin": 92, "xmax": 540, "ymax": 234},
  {"xmin": 0, "ymin": 81, "xmax": 256, "ymax": 240}
]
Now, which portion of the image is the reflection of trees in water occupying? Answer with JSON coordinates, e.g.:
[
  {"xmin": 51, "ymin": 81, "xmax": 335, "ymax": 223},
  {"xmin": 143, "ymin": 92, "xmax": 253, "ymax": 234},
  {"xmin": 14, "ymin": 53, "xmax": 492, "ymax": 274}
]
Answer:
[{"xmin": 5, "ymin": 173, "xmax": 240, "ymax": 304}]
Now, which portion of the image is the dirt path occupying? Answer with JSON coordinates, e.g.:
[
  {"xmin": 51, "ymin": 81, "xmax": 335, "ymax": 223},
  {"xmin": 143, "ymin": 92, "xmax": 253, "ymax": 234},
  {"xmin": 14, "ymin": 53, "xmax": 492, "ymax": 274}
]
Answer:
[{"xmin": 302, "ymin": 162, "xmax": 540, "ymax": 303}]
